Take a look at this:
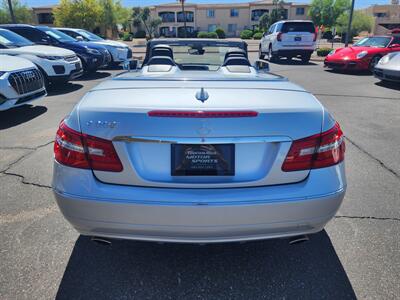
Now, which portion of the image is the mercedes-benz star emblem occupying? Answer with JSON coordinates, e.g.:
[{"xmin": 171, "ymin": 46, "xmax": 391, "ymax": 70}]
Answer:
[{"xmin": 195, "ymin": 88, "xmax": 209, "ymax": 103}]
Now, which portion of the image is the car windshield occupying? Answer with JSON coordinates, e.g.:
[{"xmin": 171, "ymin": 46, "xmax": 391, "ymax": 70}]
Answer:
[
  {"xmin": 171, "ymin": 45, "xmax": 244, "ymax": 70},
  {"xmin": 0, "ymin": 30, "xmax": 34, "ymax": 47},
  {"xmin": 40, "ymin": 27, "xmax": 77, "ymax": 43},
  {"xmin": 77, "ymin": 30, "xmax": 103, "ymax": 41},
  {"xmin": 354, "ymin": 37, "xmax": 391, "ymax": 48}
]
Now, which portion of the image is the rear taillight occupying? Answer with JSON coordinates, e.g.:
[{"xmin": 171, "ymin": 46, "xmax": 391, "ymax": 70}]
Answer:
[
  {"xmin": 277, "ymin": 32, "xmax": 283, "ymax": 42},
  {"xmin": 282, "ymin": 122, "xmax": 345, "ymax": 172},
  {"xmin": 313, "ymin": 32, "xmax": 317, "ymax": 42},
  {"xmin": 54, "ymin": 121, "xmax": 123, "ymax": 172}
]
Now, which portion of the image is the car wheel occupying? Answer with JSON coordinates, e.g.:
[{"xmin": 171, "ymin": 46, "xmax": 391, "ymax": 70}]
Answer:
[
  {"xmin": 259, "ymin": 46, "xmax": 265, "ymax": 59},
  {"xmin": 36, "ymin": 66, "xmax": 50, "ymax": 90},
  {"xmin": 369, "ymin": 55, "xmax": 381, "ymax": 72},
  {"xmin": 301, "ymin": 53, "xmax": 311, "ymax": 64},
  {"xmin": 268, "ymin": 46, "xmax": 276, "ymax": 62}
]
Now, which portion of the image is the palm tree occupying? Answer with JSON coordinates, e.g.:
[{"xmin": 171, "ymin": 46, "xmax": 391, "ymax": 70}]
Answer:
[{"xmin": 178, "ymin": 0, "xmax": 187, "ymax": 38}]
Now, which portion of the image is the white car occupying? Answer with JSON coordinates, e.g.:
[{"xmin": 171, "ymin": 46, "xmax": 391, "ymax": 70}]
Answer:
[
  {"xmin": 0, "ymin": 55, "xmax": 46, "ymax": 111},
  {"xmin": 374, "ymin": 52, "xmax": 400, "ymax": 83},
  {"xmin": 259, "ymin": 20, "xmax": 317, "ymax": 63},
  {"xmin": 0, "ymin": 28, "xmax": 83, "ymax": 86},
  {"xmin": 56, "ymin": 28, "xmax": 132, "ymax": 65}
]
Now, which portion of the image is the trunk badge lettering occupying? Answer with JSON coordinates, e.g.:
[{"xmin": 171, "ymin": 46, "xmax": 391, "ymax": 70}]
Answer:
[
  {"xmin": 87, "ymin": 121, "xmax": 118, "ymax": 129},
  {"xmin": 195, "ymin": 88, "xmax": 209, "ymax": 103}
]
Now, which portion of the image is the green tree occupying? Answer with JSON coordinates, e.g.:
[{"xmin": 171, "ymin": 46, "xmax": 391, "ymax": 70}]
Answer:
[
  {"xmin": 258, "ymin": 12, "xmax": 269, "ymax": 31},
  {"xmin": 308, "ymin": 0, "xmax": 350, "ymax": 27},
  {"xmin": 53, "ymin": 0, "xmax": 102, "ymax": 31},
  {"xmin": 98, "ymin": 0, "xmax": 130, "ymax": 32},
  {"xmin": 269, "ymin": 0, "xmax": 287, "ymax": 25},
  {"xmin": 336, "ymin": 11, "xmax": 374, "ymax": 37},
  {"xmin": 0, "ymin": 0, "xmax": 32, "ymax": 24},
  {"xmin": 132, "ymin": 7, "xmax": 161, "ymax": 39}
]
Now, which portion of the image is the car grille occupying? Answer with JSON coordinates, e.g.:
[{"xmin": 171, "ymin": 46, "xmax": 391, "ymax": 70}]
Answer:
[
  {"xmin": 326, "ymin": 62, "xmax": 345, "ymax": 68},
  {"xmin": 64, "ymin": 55, "xmax": 78, "ymax": 62},
  {"xmin": 8, "ymin": 69, "xmax": 44, "ymax": 95},
  {"xmin": 15, "ymin": 90, "xmax": 46, "ymax": 105}
]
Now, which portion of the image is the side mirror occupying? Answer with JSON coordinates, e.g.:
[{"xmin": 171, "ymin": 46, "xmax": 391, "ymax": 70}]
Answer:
[
  {"xmin": 389, "ymin": 43, "xmax": 400, "ymax": 48},
  {"xmin": 76, "ymin": 36, "xmax": 84, "ymax": 42},
  {"xmin": 123, "ymin": 59, "xmax": 139, "ymax": 71},
  {"xmin": 254, "ymin": 59, "xmax": 270, "ymax": 72}
]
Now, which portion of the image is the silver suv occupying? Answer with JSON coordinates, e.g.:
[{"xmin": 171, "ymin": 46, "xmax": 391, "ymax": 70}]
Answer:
[{"xmin": 259, "ymin": 20, "xmax": 317, "ymax": 63}]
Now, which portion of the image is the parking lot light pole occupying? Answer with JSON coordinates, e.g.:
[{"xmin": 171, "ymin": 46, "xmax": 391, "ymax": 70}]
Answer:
[
  {"xmin": 345, "ymin": 0, "xmax": 355, "ymax": 47},
  {"xmin": 7, "ymin": 0, "xmax": 16, "ymax": 23}
]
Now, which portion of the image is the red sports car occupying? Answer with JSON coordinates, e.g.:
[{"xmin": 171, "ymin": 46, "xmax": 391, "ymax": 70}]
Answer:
[{"xmin": 324, "ymin": 35, "xmax": 400, "ymax": 72}]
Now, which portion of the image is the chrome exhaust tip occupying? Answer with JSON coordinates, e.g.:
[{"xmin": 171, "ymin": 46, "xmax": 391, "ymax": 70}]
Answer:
[
  {"xmin": 91, "ymin": 236, "xmax": 112, "ymax": 246},
  {"xmin": 289, "ymin": 235, "xmax": 309, "ymax": 245}
]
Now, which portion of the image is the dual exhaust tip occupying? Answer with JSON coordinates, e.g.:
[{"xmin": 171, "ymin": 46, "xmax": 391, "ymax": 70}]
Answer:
[{"xmin": 90, "ymin": 235, "xmax": 310, "ymax": 246}]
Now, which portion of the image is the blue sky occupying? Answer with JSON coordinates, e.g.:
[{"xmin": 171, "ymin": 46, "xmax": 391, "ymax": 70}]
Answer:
[{"xmin": 23, "ymin": 0, "xmax": 391, "ymax": 9}]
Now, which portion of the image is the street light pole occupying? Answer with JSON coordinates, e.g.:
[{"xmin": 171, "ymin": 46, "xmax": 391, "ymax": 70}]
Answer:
[
  {"xmin": 7, "ymin": 0, "xmax": 16, "ymax": 23},
  {"xmin": 345, "ymin": 0, "xmax": 355, "ymax": 47},
  {"xmin": 178, "ymin": 0, "xmax": 187, "ymax": 38}
]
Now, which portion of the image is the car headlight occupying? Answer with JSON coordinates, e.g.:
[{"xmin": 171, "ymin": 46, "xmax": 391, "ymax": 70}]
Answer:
[
  {"xmin": 36, "ymin": 55, "xmax": 64, "ymax": 60},
  {"xmin": 328, "ymin": 49, "xmax": 336, "ymax": 56},
  {"xmin": 356, "ymin": 51, "xmax": 368, "ymax": 59},
  {"xmin": 85, "ymin": 48, "xmax": 100, "ymax": 55},
  {"xmin": 379, "ymin": 54, "xmax": 393, "ymax": 65}
]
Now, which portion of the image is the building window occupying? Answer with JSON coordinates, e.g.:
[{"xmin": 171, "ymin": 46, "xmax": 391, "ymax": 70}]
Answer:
[
  {"xmin": 178, "ymin": 26, "xmax": 195, "ymax": 37},
  {"xmin": 207, "ymin": 9, "xmax": 215, "ymax": 18},
  {"xmin": 37, "ymin": 13, "xmax": 54, "ymax": 24},
  {"xmin": 374, "ymin": 12, "xmax": 388, "ymax": 18},
  {"xmin": 158, "ymin": 12, "xmax": 175, "ymax": 23},
  {"xmin": 230, "ymin": 8, "xmax": 239, "ymax": 17},
  {"xmin": 208, "ymin": 24, "xmax": 217, "ymax": 32},
  {"xmin": 160, "ymin": 26, "xmax": 176, "ymax": 37},
  {"xmin": 296, "ymin": 7, "xmax": 305, "ymax": 15},
  {"xmin": 251, "ymin": 9, "xmax": 268, "ymax": 21},
  {"xmin": 177, "ymin": 11, "xmax": 194, "ymax": 22},
  {"xmin": 228, "ymin": 24, "xmax": 237, "ymax": 33}
]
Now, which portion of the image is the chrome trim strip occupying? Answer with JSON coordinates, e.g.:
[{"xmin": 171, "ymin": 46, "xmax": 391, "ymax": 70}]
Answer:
[{"xmin": 112, "ymin": 136, "xmax": 292, "ymax": 144}]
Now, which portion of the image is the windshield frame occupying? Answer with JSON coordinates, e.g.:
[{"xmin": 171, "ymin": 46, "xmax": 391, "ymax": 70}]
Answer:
[
  {"xmin": 353, "ymin": 36, "xmax": 392, "ymax": 48},
  {"xmin": 0, "ymin": 29, "xmax": 34, "ymax": 47}
]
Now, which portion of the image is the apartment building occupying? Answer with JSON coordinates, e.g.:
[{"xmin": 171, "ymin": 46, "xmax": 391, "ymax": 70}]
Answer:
[
  {"xmin": 363, "ymin": 1, "xmax": 400, "ymax": 35},
  {"xmin": 151, "ymin": 1, "xmax": 311, "ymax": 37}
]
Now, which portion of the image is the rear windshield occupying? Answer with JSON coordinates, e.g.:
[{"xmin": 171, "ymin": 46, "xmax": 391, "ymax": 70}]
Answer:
[{"xmin": 282, "ymin": 22, "xmax": 315, "ymax": 33}]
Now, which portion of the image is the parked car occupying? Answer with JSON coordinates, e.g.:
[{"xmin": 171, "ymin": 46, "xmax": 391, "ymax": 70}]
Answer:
[
  {"xmin": 0, "ymin": 28, "xmax": 82, "ymax": 87},
  {"xmin": 56, "ymin": 28, "xmax": 132, "ymax": 66},
  {"xmin": 0, "ymin": 55, "xmax": 46, "ymax": 111},
  {"xmin": 374, "ymin": 52, "xmax": 400, "ymax": 83},
  {"xmin": 324, "ymin": 35, "xmax": 400, "ymax": 72},
  {"xmin": 259, "ymin": 20, "xmax": 317, "ymax": 63},
  {"xmin": 53, "ymin": 39, "xmax": 346, "ymax": 244},
  {"xmin": 0, "ymin": 25, "xmax": 111, "ymax": 73}
]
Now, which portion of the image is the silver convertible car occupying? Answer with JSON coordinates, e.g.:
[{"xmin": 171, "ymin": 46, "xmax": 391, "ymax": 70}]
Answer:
[{"xmin": 52, "ymin": 39, "xmax": 346, "ymax": 243}]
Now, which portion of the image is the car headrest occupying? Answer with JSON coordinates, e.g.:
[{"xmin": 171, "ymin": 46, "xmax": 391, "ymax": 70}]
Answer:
[
  {"xmin": 147, "ymin": 56, "xmax": 176, "ymax": 66},
  {"xmin": 224, "ymin": 49, "xmax": 247, "ymax": 61},
  {"xmin": 222, "ymin": 57, "xmax": 251, "ymax": 67},
  {"xmin": 150, "ymin": 45, "xmax": 174, "ymax": 59}
]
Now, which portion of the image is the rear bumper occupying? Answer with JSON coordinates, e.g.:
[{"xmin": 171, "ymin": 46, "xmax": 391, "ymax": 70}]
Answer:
[
  {"xmin": 52, "ymin": 161, "xmax": 346, "ymax": 243},
  {"xmin": 275, "ymin": 49, "xmax": 314, "ymax": 57}
]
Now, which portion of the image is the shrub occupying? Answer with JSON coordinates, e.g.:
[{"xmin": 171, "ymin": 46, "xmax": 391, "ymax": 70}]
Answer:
[
  {"xmin": 134, "ymin": 30, "xmax": 146, "ymax": 39},
  {"xmin": 317, "ymin": 47, "xmax": 333, "ymax": 57},
  {"xmin": 253, "ymin": 32, "xmax": 263, "ymax": 40},
  {"xmin": 197, "ymin": 31, "xmax": 209, "ymax": 38},
  {"xmin": 122, "ymin": 32, "xmax": 133, "ymax": 41},
  {"xmin": 215, "ymin": 28, "xmax": 226, "ymax": 39},
  {"xmin": 207, "ymin": 32, "xmax": 218, "ymax": 39},
  {"xmin": 240, "ymin": 30, "xmax": 253, "ymax": 40}
]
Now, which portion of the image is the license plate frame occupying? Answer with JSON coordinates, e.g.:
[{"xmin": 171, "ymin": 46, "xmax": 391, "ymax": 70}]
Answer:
[
  {"xmin": 295, "ymin": 36, "xmax": 302, "ymax": 42},
  {"xmin": 171, "ymin": 144, "xmax": 235, "ymax": 176}
]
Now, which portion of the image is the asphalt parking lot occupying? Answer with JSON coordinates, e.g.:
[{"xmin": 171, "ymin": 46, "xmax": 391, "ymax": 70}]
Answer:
[{"xmin": 0, "ymin": 53, "xmax": 399, "ymax": 299}]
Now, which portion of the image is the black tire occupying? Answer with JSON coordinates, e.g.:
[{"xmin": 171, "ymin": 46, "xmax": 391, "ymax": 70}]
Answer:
[
  {"xmin": 268, "ymin": 46, "xmax": 276, "ymax": 62},
  {"xmin": 258, "ymin": 46, "xmax": 265, "ymax": 59},
  {"xmin": 35, "ymin": 65, "xmax": 50, "ymax": 90},
  {"xmin": 301, "ymin": 53, "xmax": 311, "ymax": 63},
  {"xmin": 369, "ymin": 55, "xmax": 381, "ymax": 72}
]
